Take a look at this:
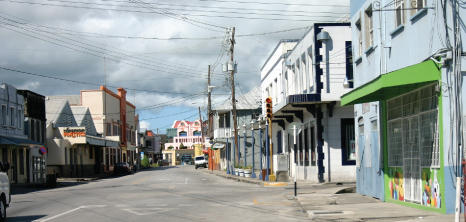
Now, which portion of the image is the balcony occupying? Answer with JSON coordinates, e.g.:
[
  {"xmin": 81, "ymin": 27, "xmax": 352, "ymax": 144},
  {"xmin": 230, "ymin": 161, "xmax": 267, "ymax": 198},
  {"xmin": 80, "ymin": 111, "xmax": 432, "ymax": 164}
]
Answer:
[{"xmin": 214, "ymin": 127, "xmax": 232, "ymax": 139}]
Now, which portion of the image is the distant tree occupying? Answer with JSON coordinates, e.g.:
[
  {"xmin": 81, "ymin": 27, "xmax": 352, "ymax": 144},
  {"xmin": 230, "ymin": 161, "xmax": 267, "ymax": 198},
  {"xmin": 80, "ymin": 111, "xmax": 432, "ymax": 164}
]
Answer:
[
  {"xmin": 168, "ymin": 145, "xmax": 174, "ymax": 150},
  {"xmin": 180, "ymin": 143, "xmax": 186, "ymax": 149},
  {"xmin": 141, "ymin": 156, "xmax": 149, "ymax": 166}
]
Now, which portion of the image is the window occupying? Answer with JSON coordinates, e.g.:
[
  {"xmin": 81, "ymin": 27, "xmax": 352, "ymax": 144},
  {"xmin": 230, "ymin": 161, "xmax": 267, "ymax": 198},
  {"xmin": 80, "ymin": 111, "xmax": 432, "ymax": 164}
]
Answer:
[
  {"xmin": 10, "ymin": 107, "xmax": 15, "ymax": 127},
  {"xmin": 179, "ymin": 131, "xmax": 187, "ymax": 137},
  {"xmin": 412, "ymin": 0, "xmax": 425, "ymax": 13},
  {"xmin": 365, "ymin": 5, "xmax": 373, "ymax": 48},
  {"xmin": 395, "ymin": 0, "xmax": 405, "ymax": 27},
  {"xmin": 193, "ymin": 131, "xmax": 201, "ymax": 136},
  {"xmin": 17, "ymin": 109, "xmax": 22, "ymax": 129},
  {"xmin": 1, "ymin": 105, "xmax": 6, "ymax": 126},
  {"xmin": 107, "ymin": 123, "xmax": 112, "ymax": 136},
  {"xmin": 113, "ymin": 123, "xmax": 118, "ymax": 136},
  {"xmin": 387, "ymin": 84, "xmax": 439, "ymax": 168},
  {"xmin": 126, "ymin": 128, "xmax": 130, "ymax": 141},
  {"xmin": 65, "ymin": 147, "xmax": 68, "ymax": 165},
  {"xmin": 20, "ymin": 149, "xmax": 24, "ymax": 175},
  {"xmin": 355, "ymin": 19, "xmax": 362, "ymax": 57},
  {"xmin": 341, "ymin": 119, "xmax": 356, "ymax": 165}
]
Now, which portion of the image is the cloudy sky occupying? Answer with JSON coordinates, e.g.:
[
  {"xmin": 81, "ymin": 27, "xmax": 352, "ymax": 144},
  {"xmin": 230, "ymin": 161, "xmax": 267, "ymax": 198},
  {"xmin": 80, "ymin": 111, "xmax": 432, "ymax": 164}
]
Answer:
[{"xmin": 0, "ymin": 0, "xmax": 350, "ymax": 133}]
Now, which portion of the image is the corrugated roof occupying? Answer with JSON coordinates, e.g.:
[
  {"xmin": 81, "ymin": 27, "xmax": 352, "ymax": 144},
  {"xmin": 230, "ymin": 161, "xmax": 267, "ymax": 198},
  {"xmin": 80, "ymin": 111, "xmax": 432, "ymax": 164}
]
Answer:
[
  {"xmin": 45, "ymin": 99, "xmax": 78, "ymax": 127},
  {"xmin": 214, "ymin": 85, "xmax": 261, "ymax": 111},
  {"xmin": 47, "ymin": 95, "xmax": 81, "ymax": 105}
]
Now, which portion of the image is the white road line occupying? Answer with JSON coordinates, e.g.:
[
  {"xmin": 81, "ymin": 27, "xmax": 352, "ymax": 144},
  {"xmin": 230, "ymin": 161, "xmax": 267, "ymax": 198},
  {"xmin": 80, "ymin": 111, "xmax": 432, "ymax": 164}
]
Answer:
[
  {"xmin": 34, "ymin": 205, "xmax": 106, "ymax": 222},
  {"xmin": 185, "ymin": 178, "xmax": 188, "ymax": 184}
]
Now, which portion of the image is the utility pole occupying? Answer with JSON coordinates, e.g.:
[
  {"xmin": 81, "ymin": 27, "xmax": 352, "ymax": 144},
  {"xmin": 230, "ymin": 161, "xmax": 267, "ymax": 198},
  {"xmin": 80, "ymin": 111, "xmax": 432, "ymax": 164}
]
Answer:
[
  {"xmin": 199, "ymin": 107, "xmax": 204, "ymax": 150},
  {"xmin": 207, "ymin": 65, "xmax": 212, "ymax": 139},
  {"xmin": 229, "ymin": 27, "xmax": 239, "ymax": 165}
]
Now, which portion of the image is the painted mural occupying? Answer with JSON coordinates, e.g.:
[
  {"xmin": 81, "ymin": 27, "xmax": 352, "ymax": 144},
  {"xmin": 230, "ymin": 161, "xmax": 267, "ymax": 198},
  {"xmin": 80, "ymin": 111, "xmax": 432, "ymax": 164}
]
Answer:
[
  {"xmin": 422, "ymin": 168, "xmax": 441, "ymax": 208},
  {"xmin": 389, "ymin": 168, "xmax": 404, "ymax": 201}
]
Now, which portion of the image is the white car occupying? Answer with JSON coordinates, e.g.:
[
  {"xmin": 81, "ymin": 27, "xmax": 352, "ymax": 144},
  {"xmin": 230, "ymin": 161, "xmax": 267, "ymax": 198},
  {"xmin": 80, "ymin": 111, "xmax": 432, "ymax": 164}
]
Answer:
[
  {"xmin": 0, "ymin": 162, "xmax": 10, "ymax": 222},
  {"xmin": 194, "ymin": 155, "xmax": 207, "ymax": 169}
]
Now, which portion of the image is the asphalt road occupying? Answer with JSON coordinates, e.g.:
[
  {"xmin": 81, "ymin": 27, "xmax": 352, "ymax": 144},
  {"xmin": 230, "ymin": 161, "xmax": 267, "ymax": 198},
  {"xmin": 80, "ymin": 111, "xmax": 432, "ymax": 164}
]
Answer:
[{"xmin": 8, "ymin": 165, "xmax": 309, "ymax": 222}]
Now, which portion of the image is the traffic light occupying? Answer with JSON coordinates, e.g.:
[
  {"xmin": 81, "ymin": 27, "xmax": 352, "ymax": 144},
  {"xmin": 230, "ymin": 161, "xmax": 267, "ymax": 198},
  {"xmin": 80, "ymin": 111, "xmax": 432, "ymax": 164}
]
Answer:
[{"xmin": 265, "ymin": 97, "xmax": 273, "ymax": 119}]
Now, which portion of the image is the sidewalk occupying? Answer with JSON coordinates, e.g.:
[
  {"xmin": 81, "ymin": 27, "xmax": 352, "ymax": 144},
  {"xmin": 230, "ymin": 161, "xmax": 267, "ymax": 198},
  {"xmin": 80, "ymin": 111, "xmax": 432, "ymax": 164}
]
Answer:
[{"xmin": 201, "ymin": 168, "xmax": 458, "ymax": 222}]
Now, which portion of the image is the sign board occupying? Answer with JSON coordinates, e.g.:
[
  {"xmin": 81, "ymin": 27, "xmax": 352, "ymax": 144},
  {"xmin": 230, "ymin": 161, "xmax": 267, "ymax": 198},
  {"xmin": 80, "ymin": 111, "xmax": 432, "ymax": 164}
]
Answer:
[
  {"xmin": 286, "ymin": 122, "xmax": 302, "ymax": 137},
  {"xmin": 166, "ymin": 128, "xmax": 177, "ymax": 139}
]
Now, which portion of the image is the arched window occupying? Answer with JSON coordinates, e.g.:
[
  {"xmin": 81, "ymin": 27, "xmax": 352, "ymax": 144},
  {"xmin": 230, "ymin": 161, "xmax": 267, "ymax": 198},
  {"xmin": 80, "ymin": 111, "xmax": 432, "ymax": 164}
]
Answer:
[
  {"xmin": 193, "ymin": 131, "xmax": 201, "ymax": 136},
  {"xmin": 180, "ymin": 122, "xmax": 185, "ymax": 126},
  {"xmin": 179, "ymin": 131, "xmax": 187, "ymax": 137}
]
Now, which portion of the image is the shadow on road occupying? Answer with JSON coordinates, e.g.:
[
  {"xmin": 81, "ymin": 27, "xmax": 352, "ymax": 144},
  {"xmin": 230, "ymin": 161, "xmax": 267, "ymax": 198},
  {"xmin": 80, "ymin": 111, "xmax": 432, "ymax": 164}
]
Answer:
[{"xmin": 7, "ymin": 215, "xmax": 47, "ymax": 222}]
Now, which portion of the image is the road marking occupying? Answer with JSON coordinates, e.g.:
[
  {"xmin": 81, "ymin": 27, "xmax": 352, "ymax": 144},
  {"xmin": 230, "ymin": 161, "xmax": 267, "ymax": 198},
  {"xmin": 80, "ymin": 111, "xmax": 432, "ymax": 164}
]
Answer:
[
  {"xmin": 133, "ymin": 177, "xmax": 149, "ymax": 184},
  {"xmin": 253, "ymin": 199, "xmax": 292, "ymax": 205},
  {"xmin": 263, "ymin": 182, "xmax": 287, "ymax": 187},
  {"xmin": 185, "ymin": 178, "xmax": 188, "ymax": 184},
  {"xmin": 123, "ymin": 208, "xmax": 175, "ymax": 216},
  {"xmin": 34, "ymin": 205, "xmax": 106, "ymax": 222}
]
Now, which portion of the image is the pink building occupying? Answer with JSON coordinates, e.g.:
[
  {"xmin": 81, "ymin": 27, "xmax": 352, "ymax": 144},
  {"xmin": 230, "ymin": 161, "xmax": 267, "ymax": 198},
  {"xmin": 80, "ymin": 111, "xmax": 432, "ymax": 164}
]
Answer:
[{"xmin": 164, "ymin": 120, "xmax": 203, "ymax": 150}]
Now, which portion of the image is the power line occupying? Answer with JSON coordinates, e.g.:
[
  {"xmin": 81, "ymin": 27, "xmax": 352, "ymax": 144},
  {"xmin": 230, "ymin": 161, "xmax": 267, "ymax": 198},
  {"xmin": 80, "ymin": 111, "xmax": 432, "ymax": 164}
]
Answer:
[{"xmin": 0, "ymin": 66, "xmax": 202, "ymax": 95}]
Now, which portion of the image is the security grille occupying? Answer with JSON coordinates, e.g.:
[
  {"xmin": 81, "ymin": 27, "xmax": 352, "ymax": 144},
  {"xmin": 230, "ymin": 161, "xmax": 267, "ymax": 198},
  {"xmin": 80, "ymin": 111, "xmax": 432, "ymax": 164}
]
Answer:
[{"xmin": 387, "ymin": 84, "xmax": 438, "ymax": 203}]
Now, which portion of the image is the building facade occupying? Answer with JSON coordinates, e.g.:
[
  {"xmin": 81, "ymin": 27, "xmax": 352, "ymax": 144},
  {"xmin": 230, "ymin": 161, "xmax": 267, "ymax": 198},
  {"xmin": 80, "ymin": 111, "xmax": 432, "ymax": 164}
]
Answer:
[
  {"xmin": 212, "ymin": 86, "xmax": 262, "ymax": 172},
  {"xmin": 81, "ymin": 86, "xmax": 138, "ymax": 172},
  {"xmin": 342, "ymin": 0, "xmax": 466, "ymax": 214},
  {"xmin": 46, "ymin": 98, "xmax": 119, "ymax": 177},
  {"xmin": 261, "ymin": 24, "xmax": 356, "ymax": 182},
  {"xmin": 0, "ymin": 84, "xmax": 46, "ymax": 184},
  {"xmin": 163, "ymin": 120, "xmax": 203, "ymax": 165}
]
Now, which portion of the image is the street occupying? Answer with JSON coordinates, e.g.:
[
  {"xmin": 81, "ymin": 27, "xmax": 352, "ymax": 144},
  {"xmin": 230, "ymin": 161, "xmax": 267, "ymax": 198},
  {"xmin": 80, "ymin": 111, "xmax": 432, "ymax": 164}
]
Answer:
[{"xmin": 8, "ymin": 166, "xmax": 309, "ymax": 222}]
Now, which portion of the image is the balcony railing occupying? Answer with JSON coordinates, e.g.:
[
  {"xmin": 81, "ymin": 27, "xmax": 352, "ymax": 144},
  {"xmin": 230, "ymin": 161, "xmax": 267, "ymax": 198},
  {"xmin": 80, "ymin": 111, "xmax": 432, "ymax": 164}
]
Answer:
[{"xmin": 214, "ymin": 127, "xmax": 232, "ymax": 139}]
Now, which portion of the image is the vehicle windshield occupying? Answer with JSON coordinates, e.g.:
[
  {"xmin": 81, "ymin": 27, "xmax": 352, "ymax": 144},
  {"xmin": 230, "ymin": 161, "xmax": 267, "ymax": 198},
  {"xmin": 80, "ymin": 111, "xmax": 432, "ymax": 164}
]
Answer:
[{"xmin": 195, "ymin": 157, "xmax": 204, "ymax": 160}]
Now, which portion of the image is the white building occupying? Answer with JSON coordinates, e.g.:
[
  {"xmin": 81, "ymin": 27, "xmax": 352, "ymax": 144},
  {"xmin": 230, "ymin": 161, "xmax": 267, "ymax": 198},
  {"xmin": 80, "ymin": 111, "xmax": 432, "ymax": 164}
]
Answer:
[{"xmin": 261, "ymin": 24, "xmax": 355, "ymax": 182}]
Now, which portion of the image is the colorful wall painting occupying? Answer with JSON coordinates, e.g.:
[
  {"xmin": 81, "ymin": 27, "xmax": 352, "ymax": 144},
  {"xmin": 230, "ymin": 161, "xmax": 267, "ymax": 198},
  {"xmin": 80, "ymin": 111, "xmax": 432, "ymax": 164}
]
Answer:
[
  {"xmin": 389, "ymin": 168, "xmax": 404, "ymax": 201},
  {"xmin": 422, "ymin": 168, "xmax": 441, "ymax": 208}
]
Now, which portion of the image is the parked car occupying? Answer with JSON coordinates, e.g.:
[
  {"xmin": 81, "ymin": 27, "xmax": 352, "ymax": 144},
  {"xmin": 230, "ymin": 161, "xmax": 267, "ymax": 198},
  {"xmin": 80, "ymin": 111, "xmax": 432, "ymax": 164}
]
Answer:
[
  {"xmin": 114, "ymin": 162, "xmax": 132, "ymax": 175},
  {"xmin": 0, "ymin": 161, "xmax": 10, "ymax": 222},
  {"xmin": 132, "ymin": 164, "xmax": 138, "ymax": 173},
  {"xmin": 194, "ymin": 155, "xmax": 207, "ymax": 169}
]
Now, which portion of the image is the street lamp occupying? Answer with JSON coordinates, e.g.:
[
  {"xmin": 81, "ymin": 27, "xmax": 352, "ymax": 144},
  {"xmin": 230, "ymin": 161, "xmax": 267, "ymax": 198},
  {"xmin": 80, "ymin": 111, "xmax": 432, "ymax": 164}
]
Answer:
[
  {"xmin": 226, "ymin": 132, "xmax": 230, "ymax": 174},
  {"xmin": 231, "ymin": 128, "xmax": 235, "ymax": 174},
  {"xmin": 243, "ymin": 123, "xmax": 246, "ymax": 169},
  {"xmin": 265, "ymin": 120, "xmax": 270, "ymax": 181},
  {"xmin": 237, "ymin": 126, "xmax": 241, "ymax": 166},
  {"xmin": 258, "ymin": 118, "xmax": 263, "ymax": 180},
  {"xmin": 250, "ymin": 119, "xmax": 256, "ymax": 178}
]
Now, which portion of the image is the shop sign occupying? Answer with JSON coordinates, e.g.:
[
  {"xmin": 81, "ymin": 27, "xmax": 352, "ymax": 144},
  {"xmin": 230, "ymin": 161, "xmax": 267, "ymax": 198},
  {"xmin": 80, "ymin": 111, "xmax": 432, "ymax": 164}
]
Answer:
[{"xmin": 63, "ymin": 127, "xmax": 86, "ymax": 138}]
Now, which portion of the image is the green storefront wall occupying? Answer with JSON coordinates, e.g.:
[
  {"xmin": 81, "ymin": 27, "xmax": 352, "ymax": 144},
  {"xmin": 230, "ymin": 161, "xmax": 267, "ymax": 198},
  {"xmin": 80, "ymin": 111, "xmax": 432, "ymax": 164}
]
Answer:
[{"xmin": 341, "ymin": 60, "xmax": 445, "ymax": 213}]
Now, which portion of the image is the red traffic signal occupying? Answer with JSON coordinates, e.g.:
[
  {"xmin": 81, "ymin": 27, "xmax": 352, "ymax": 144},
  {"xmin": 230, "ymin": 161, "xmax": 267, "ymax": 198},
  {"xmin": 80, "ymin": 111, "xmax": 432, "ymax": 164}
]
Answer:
[{"xmin": 265, "ymin": 97, "xmax": 273, "ymax": 119}]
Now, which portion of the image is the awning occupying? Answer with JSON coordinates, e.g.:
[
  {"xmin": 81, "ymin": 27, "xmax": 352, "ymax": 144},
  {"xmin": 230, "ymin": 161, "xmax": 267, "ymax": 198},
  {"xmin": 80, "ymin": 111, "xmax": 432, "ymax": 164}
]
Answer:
[
  {"xmin": 85, "ymin": 136, "xmax": 120, "ymax": 147},
  {"xmin": 212, "ymin": 143, "xmax": 225, "ymax": 150},
  {"xmin": 341, "ymin": 60, "xmax": 441, "ymax": 106},
  {"xmin": 0, "ymin": 136, "xmax": 42, "ymax": 146}
]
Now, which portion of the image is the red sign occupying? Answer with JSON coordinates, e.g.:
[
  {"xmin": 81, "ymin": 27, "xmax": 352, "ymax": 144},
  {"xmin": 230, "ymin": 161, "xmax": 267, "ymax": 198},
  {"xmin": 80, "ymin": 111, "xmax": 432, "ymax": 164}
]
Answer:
[{"xmin": 39, "ymin": 147, "xmax": 46, "ymax": 155}]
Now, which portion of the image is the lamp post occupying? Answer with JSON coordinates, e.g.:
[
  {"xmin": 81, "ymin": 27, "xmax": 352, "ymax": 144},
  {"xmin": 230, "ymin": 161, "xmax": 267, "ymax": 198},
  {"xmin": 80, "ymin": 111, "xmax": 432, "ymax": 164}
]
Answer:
[
  {"xmin": 243, "ymin": 123, "xmax": 246, "ymax": 169},
  {"xmin": 265, "ymin": 120, "xmax": 270, "ymax": 181},
  {"xmin": 258, "ymin": 119, "xmax": 263, "ymax": 180},
  {"xmin": 237, "ymin": 126, "xmax": 241, "ymax": 165},
  {"xmin": 226, "ymin": 132, "xmax": 230, "ymax": 174},
  {"xmin": 232, "ymin": 128, "xmax": 235, "ymax": 173},
  {"xmin": 251, "ymin": 120, "xmax": 256, "ymax": 178}
]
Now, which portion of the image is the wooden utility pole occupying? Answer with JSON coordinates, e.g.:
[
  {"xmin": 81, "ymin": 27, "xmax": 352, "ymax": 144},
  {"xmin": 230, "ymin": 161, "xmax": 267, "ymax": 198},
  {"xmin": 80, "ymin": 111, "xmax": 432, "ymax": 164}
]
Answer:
[
  {"xmin": 207, "ymin": 65, "xmax": 212, "ymax": 139},
  {"xmin": 229, "ymin": 27, "xmax": 239, "ymax": 165}
]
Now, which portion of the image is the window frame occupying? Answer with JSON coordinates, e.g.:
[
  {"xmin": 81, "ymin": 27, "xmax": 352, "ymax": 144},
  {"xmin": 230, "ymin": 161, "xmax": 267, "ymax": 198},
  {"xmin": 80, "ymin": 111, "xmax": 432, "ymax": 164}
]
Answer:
[{"xmin": 395, "ymin": 0, "xmax": 405, "ymax": 27}]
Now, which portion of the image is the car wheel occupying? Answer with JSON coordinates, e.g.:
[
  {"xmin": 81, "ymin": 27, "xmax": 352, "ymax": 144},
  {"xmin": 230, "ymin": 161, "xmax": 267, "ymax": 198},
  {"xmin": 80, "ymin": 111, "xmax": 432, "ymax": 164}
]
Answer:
[
  {"xmin": 195, "ymin": 166, "xmax": 198, "ymax": 169},
  {"xmin": 0, "ymin": 198, "xmax": 6, "ymax": 222}
]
